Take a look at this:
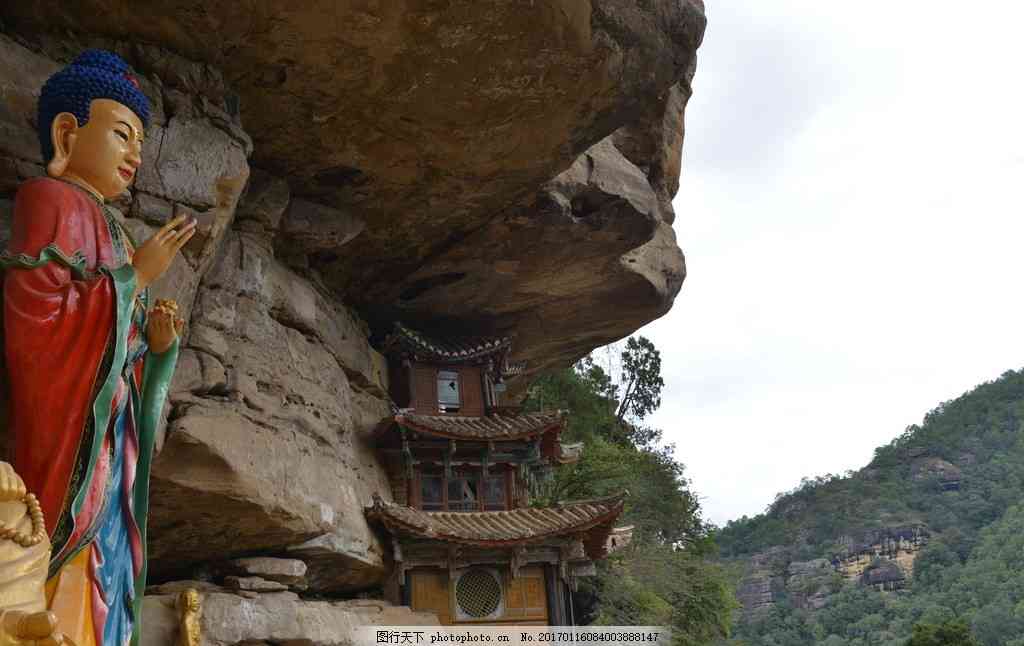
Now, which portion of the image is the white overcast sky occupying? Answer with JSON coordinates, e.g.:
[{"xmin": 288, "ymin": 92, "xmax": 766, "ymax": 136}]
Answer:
[{"xmin": 637, "ymin": 1, "xmax": 1024, "ymax": 528}]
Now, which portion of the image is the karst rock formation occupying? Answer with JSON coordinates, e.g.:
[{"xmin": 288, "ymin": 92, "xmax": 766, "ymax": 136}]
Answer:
[{"xmin": 0, "ymin": 2, "xmax": 705, "ymax": 643}]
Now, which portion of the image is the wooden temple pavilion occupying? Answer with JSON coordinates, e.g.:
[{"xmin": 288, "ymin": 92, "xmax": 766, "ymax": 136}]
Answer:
[{"xmin": 366, "ymin": 323, "xmax": 626, "ymax": 625}]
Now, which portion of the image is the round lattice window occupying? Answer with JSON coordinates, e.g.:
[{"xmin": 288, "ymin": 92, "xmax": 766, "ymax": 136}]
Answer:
[{"xmin": 456, "ymin": 568, "xmax": 502, "ymax": 618}]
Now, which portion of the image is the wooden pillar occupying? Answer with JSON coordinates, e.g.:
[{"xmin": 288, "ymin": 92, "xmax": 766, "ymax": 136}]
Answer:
[
  {"xmin": 401, "ymin": 570, "xmax": 412, "ymax": 607},
  {"xmin": 564, "ymin": 580, "xmax": 575, "ymax": 626},
  {"xmin": 544, "ymin": 564, "xmax": 567, "ymax": 626}
]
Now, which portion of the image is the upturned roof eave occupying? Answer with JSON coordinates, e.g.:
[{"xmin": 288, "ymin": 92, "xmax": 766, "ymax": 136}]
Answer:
[
  {"xmin": 364, "ymin": 492, "xmax": 628, "ymax": 559},
  {"xmin": 395, "ymin": 414, "xmax": 566, "ymax": 442}
]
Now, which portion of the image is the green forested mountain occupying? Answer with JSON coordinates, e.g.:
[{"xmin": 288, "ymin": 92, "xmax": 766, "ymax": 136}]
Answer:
[
  {"xmin": 529, "ymin": 347, "xmax": 1024, "ymax": 644},
  {"xmin": 718, "ymin": 369, "xmax": 1024, "ymax": 645}
]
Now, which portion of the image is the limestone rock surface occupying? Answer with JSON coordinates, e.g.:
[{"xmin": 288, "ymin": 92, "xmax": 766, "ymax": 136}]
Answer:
[
  {"xmin": 142, "ymin": 591, "xmax": 438, "ymax": 646},
  {"xmin": 149, "ymin": 230, "xmax": 392, "ymax": 589},
  {"xmin": 140, "ymin": 596, "xmax": 178, "ymax": 646},
  {"xmin": 198, "ymin": 594, "xmax": 438, "ymax": 646},
  {"xmin": 221, "ymin": 557, "xmax": 308, "ymax": 587},
  {"xmin": 224, "ymin": 576, "xmax": 288, "ymax": 593},
  {"xmin": 380, "ymin": 136, "xmax": 686, "ymax": 376}
]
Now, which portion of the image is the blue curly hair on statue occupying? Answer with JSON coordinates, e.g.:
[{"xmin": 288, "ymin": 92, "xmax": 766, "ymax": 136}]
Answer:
[{"xmin": 37, "ymin": 49, "xmax": 150, "ymax": 163}]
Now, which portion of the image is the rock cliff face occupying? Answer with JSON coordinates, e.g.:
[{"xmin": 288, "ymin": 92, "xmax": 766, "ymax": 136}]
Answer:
[
  {"xmin": 149, "ymin": 227, "xmax": 394, "ymax": 590},
  {"xmin": 833, "ymin": 526, "xmax": 928, "ymax": 590},
  {"xmin": 0, "ymin": 2, "xmax": 705, "ymax": 643},
  {"xmin": 734, "ymin": 526, "xmax": 929, "ymax": 617},
  {"xmin": 1, "ymin": 0, "xmax": 704, "ymax": 375},
  {"xmin": 735, "ymin": 547, "xmax": 787, "ymax": 620}
]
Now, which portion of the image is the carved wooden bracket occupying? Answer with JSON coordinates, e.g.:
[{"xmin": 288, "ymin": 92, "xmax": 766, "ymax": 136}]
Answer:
[
  {"xmin": 510, "ymin": 545, "xmax": 528, "ymax": 580},
  {"xmin": 447, "ymin": 545, "xmax": 461, "ymax": 581}
]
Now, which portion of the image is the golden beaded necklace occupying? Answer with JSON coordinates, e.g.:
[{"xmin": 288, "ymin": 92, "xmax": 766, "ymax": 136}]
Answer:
[{"xmin": 0, "ymin": 493, "xmax": 47, "ymax": 548}]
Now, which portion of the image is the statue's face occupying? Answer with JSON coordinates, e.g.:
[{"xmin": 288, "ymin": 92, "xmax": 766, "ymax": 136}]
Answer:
[{"xmin": 63, "ymin": 98, "xmax": 144, "ymax": 200}]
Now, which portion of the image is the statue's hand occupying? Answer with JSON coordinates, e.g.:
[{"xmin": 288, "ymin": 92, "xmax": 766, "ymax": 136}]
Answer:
[
  {"xmin": 132, "ymin": 212, "xmax": 196, "ymax": 292},
  {"xmin": 0, "ymin": 610, "xmax": 64, "ymax": 646},
  {"xmin": 0, "ymin": 464, "xmax": 26, "ymax": 503},
  {"xmin": 146, "ymin": 301, "xmax": 184, "ymax": 355}
]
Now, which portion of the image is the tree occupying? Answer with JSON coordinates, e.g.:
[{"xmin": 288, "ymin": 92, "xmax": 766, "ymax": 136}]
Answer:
[
  {"xmin": 615, "ymin": 336, "xmax": 664, "ymax": 423},
  {"xmin": 586, "ymin": 544, "xmax": 737, "ymax": 646},
  {"xmin": 904, "ymin": 620, "xmax": 980, "ymax": 646},
  {"xmin": 576, "ymin": 354, "xmax": 619, "ymax": 415}
]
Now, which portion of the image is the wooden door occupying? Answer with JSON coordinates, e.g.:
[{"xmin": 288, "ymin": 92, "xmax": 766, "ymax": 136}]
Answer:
[
  {"xmin": 410, "ymin": 569, "xmax": 452, "ymax": 625},
  {"xmin": 459, "ymin": 366, "xmax": 485, "ymax": 416},
  {"xmin": 503, "ymin": 567, "xmax": 548, "ymax": 624},
  {"xmin": 411, "ymin": 566, "xmax": 549, "ymax": 626},
  {"xmin": 411, "ymin": 365, "xmax": 438, "ymax": 414}
]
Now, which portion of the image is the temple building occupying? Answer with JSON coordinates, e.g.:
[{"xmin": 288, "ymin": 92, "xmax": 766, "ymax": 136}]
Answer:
[{"xmin": 365, "ymin": 323, "xmax": 626, "ymax": 625}]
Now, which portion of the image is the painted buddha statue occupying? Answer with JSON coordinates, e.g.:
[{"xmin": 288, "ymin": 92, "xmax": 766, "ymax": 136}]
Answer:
[{"xmin": 1, "ymin": 50, "xmax": 196, "ymax": 646}]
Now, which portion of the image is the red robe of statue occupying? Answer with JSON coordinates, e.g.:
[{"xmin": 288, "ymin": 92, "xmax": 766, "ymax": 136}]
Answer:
[
  {"xmin": 3, "ymin": 177, "xmax": 178, "ymax": 646},
  {"xmin": 4, "ymin": 177, "xmax": 121, "ymax": 534}
]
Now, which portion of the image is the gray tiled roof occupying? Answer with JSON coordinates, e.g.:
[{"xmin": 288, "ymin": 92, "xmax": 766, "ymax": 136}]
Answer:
[
  {"xmin": 365, "ymin": 492, "xmax": 627, "ymax": 558},
  {"xmin": 395, "ymin": 411, "xmax": 566, "ymax": 441}
]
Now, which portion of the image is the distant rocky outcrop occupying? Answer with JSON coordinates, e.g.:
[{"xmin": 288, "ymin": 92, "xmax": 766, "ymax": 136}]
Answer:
[
  {"xmin": 832, "ymin": 526, "xmax": 928, "ymax": 588},
  {"xmin": 735, "ymin": 547, "xmax": 787, "ymax": 620},
  {"xmin": 911, "ymin": 456, "xmax": 963, "ymax": 490},
  {"xmin": 785, "ymin": 559, "xmax": 836, "ymax": 611},
  {"xmin": 735, "ymin": 526, "xmax": 929, "ymax": 617},
  {"xmin": 859, "ymin": 559, "xmax": 907, "ymax": 592}
]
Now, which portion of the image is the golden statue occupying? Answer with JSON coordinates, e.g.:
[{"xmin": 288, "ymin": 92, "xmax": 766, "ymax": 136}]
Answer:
[
  {"xmin": 0, "ymin": 462, "xmax": 65, "ymax": 646},
  {"xmin": 174, "ymin": 590, "xmax": 199, "ymax": 646}
]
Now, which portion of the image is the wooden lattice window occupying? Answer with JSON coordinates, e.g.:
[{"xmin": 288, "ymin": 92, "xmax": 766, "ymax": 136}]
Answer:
[
  {"xmin": 415, "ymin": 468, "xmax": 509, "ymax": 512},
  {"xmin": 447, "ymin": 475, "xmax": 478, "ymax": 511},
  {"xmin": 455, "ymin": 568, "xmax": 503, "ymax": 619},
  {"xmin": 483, "ymin": 475, "xmax": 506, "ymax": 511},
  {"xmin": 420, "ymin": 474, "xmax": 445, "ymax": 511}
]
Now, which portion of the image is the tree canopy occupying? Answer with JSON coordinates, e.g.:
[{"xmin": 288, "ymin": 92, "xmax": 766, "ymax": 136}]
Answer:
[
  {"xmin": 905, "ymin": 620, "xmax": 980, "ymax": 646},
  {"xmin": 615, "ymin": 336, "xmax": 665, "ymax": 424}
]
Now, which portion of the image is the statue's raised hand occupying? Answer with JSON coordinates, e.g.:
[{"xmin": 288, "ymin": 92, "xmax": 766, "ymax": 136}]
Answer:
[{"xmin": 132, "ymin": 213, "xmax": 196, "ymax": 293}]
